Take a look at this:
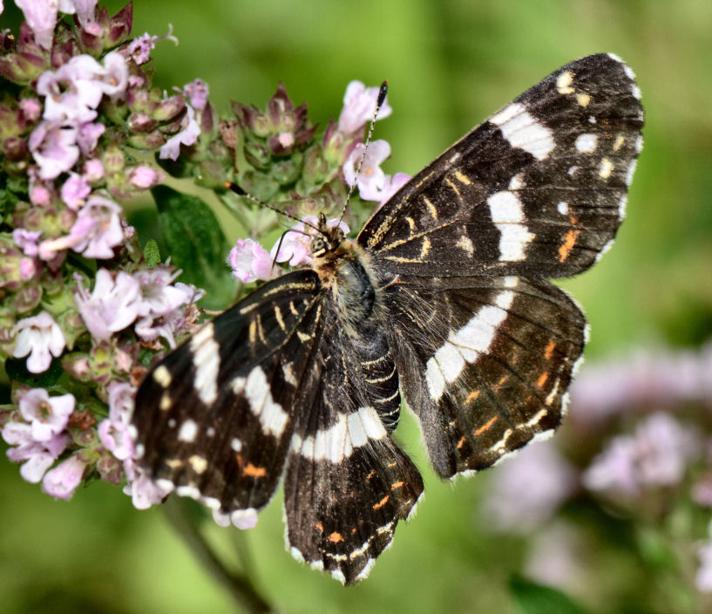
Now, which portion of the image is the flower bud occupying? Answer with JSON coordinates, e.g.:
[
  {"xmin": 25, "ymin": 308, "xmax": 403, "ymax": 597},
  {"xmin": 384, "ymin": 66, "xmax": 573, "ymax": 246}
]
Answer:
[{"xmin": 153, "ymin": 95, "xmax": 186, "ymax": 122}]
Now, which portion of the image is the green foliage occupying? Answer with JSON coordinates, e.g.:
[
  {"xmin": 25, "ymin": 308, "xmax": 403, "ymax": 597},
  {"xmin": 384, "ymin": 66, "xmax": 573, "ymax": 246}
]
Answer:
[
  {"xmin": 142, "ymin": 239, "xmax": 161, "ymax": 267},
  {"xmin": 152, "ymin": 185, "xmax": 236, "ymax": 310},
  {"xmin": 3, "ymin": 357, "xmax": 65, "ymax": 389},
  {"xmin": 510, "ymin": 576, "xmax": 589, "ymax": 614}
]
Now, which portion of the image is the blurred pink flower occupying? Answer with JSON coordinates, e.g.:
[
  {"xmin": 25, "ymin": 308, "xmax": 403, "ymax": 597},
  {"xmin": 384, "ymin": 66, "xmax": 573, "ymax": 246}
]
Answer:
[
  {"xmin": 19, "ymin": 98, "xmax": 42, "ymax": 123},
  {"xmin": 128, "ymin": 165, "xmax": 160, "ymax": 189},
  {"xmin": 483, "ymin": 441, "xmax": 577, "ymax": 533},
  {"xmin": 60, "ymin": 172, "xmax": 91, "ymax": 209},
  {"xmin": 2, "ymin": 421, "xmax": 69, "ymax": 483},
  {"xmin": 337, "ymin": 81, "xmax": 392, "ymax": 134},
  {"xmin": 12, "ymin": 228, "xmax": 41, "ymax": 257},
  {"xmin": 15, "ymin": 0, "xmax": 58, "ymax": 49},
  {"xmin": 74, "ymin": 269, "xmax": 141, "ymax": 341},
  {"xmin": 229, "ymin": 238, "xmax": 275, "ymax": 283},
  {"xmin": 343, "ymin": 140, "xmax": 391, "ymax": 202},
  {"xmin": 524, "ymin": 522, "xmax": 586, "ymax": 594},
  {"xmin": 98, "ymin": 382, "xmax": 136, "ymax": 461},
  {"xmin": 18, "ymin": 388, "xmax": 75, "ymax": 442},
  {"xmin": 583, "ymin": 412, "xmax": 699, "ymax": 497},
  {"xmin": 271, "ymin": 216, "xmax": 349, "ymax": 267},
  {"xmin": 159, "ymin": 105, "xmax": 201, "ymax": 160},
  {"xmin": 69, "ymin": 193, "xmax": 124, "ymax": 258},
  {"xmin": 12, "ymin": 311, "xmax": 65, "ymax": 373},
  {"xmin": 29, "ymin": 183, "xmax": 51, "ymax": 206},
  {"xmin": 41, "ymin": 454, "xmax": 87, "ymax": 500},
  {"xmin": 76, "ymin": 122, "xmax": 105, "ymax": 155},
  {"xmin": 697, "ymin": 541, "xmax": 712, "ymax": 593},
  {"xmin": 29, "ymin": 122, "xmax": 79, "ymax": 180},
  {"xmin": 126, "ymin": 33, "xmax": 159, "ymax": 65},
  {"xmin": 83, "ymin": 158, "xmax": 104, "ymax": 182},
  {"xmin": 184, "ymin": 79, "xmax": 209, "ymax": 111},
  {"xmin": 379, "ymin": 171, "xmax": 411, "ymax": 205}
]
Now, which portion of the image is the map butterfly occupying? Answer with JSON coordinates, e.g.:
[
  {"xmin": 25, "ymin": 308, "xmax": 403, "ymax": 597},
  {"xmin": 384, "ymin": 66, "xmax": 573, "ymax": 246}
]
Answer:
[{"xmin": 132, "ymin": 53, "xmax": 644, "ymax": 584}]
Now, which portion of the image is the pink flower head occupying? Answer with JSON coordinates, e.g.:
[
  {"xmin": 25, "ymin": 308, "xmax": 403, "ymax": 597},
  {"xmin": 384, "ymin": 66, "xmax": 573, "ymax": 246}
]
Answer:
[
  {"xmin": 184, "ymin": 79, "xmax": 209, "ymax": 111},
  {"xmin": 123, "ymin": 459, "xmax": 172, "ymax": 510},
  {"xmin": 69, "ymin": 193, "xmax": 124, "ymax": 258},
  {"xmin": 74, "ymin": 268, "xmax": 140, "ymax": 341},
  {"xmin": 37, "ymin": 55, "xmax": 105, "ymax": 124},
  {"xmin": 60, "ymin": 172, "xmax": 91, "ymax": 209},
  {"xmin": 15, "ymin": 0, "xmax": 58, "ymax": 50},
  {"xmin": 59, "ymin": 0, "xmax": 100, "ymax": 35},
  {"xmin": 18, "ymin": 388, "xmax": 75, "ymax": 442},
  {"xmin": 99, "ymin": 52, "xmax": 129, "ymax": 98},
  {"xmin": 159, "ymin": 105, "xmax": 201, "ymax": 161},
  {"xmin": 20, "ymin": 98, "xmax": 42, "ymax": 123},
  {"xmin": 379, "ymin": 172, "xmax": 411, "ymax": 206},
  {"xmin": 29, "ymin": 121, "xmax": 79, "ymax": 180},
  {"xmin": 42, "ymin": 454, "xmax": 87, "ymax": 500},
  {"xmin": 270, "ymin": 216, "xmax": 350, "ymax": 267},
  {"xmin": 29, "ymin": 183, "xmax": 52, "ymax": 206},
  {"xmin": 83, "ymin": 158, "xmax": 104, "ymax": 182},
  {"xmin": 126, "ymin": 33, "xmax": 159, "ymax": 66},
  {"xmin": 76, "ymin": 122, "xmax": 105, "ymax": 155},
  {"xmin": 338, "ymin": 81, "xmax": 392, "ymax": 135},
  {"xmin": 228, "ymin": 238, "xmax": 275, "ymax": 283},
  {"xmin": 99, "ymin": 382, "xmax": 137, "ymax": 462},
  {"xmin": 12, "ymin": 311, "xmax": 65, "ymax": 373},
  {"xmin": 343, "ymin": 140, "xmax": 391, "ymax": 202},
  {"xmin": 483, "ymin": 441, "xmax": 577, "ymax": 534},
  {"xmin": 583, "ymin": 412, "xmax": 699, "ymax": 497},
  {"xmin": 134, "ymin": 267, "xmax": 192, "ymax": 317},
  {"xmin": 13, "ymin": 228, "xmax": 42, "ymax": 257},
  {"xmin": 129, "ymin": 165, "xmax": 160, "ymax": 189},
  {"xmin": 2, "ymin": 421, "xmax": 68, "ymax": 483}
]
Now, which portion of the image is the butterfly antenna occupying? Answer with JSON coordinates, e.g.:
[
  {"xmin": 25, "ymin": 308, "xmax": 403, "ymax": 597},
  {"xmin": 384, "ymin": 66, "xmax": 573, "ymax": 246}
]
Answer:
[
  {"xmin": 223, "ymin": 181, "xmax": 323, "ymax": 235},
  {"xmin": 337, "ymin": 80, "xmax": 389, "ymax": 226}
]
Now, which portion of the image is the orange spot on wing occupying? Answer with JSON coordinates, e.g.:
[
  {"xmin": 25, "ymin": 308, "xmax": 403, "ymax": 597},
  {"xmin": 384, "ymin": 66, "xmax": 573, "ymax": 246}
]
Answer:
[
  {"xmin": 474, "ymin": 416, "xmax": 498, "ymax": 437},
  {"xmin": 544, "ymin": 340, "xmax": 556, "ymax": 360},
  {"xmin": 536, "ymin": 372, "xmax": 549, "ymax": 388},
  {"xmin": 391, "ymin": 481, "xmax": 405, "ymax": 490},
  {"xmin": 313, "ymin": 521, "xmax": 324, "ymax": 533},
  {"xmin": 366, "ymin": 469, "xmax": 377, "ymax": 480},
  {"xmin": 242, "ymin": 463, "xmax": 267, "ymax": 478},
  {"xmin": 328, "ymin": 531, "xmax": 344, "ymax": 543},
  {"xmin": 465, "ymin": 390, "xmax": 481, "ymax": 404},
  {"xmin": 456, "ymin": 435, "xmax": 467, "ymax": 449},
  {"xmin": 558, "ymin": 229, "xmax": 581, "ymax": 262},
  {"xmin": 372, "ymin": 495, "xmax": 390, "ymax": 510}
]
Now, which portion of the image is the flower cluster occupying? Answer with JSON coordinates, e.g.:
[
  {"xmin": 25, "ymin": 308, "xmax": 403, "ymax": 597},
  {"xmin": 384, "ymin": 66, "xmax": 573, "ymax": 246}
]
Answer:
[
  {"xmin": 482, "ymin": 341, "xmax": 712, "ymax": 598},
  {"xmin": 1, "ymin": 2, "xmax": 407, "ymax": 512}
]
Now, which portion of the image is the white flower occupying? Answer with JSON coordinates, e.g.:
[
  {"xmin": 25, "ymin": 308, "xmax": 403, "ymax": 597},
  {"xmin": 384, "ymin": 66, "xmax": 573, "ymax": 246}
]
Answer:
[
  {"xmin": 337, "ymin": 81, "xmax": 392, "ymax": 134},
  {"xmin": 342, "ymin": 140, "xmax": 391, "ymax": 202},
  {"xmin": 12, "ymin": 311, "xmax": 65, "ymax": 373}
]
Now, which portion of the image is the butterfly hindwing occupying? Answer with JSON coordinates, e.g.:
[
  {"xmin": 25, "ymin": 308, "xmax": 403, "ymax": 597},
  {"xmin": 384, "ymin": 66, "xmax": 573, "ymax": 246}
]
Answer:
[
  {"xmin": 385, "ymin": 275, "xmax": 585, "ymax": 478},
  {"xmin": 358, "ymin": 53, "xmax": 643, "ymax": 278},
  {"xmin": 133, "ymin": 270, "xmax": 323, "ymax": 520}
]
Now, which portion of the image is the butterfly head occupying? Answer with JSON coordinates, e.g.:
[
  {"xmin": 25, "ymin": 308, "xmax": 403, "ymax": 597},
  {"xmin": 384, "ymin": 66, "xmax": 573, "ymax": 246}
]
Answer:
[{"xmin": 310, "ymin": 213, "xmax": 345, "ymax": 259}]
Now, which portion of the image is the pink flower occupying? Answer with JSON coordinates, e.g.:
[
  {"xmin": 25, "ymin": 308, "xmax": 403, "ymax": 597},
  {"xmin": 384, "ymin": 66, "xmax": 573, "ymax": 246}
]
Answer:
[
  {"xmin": 42, "ymin": 455, "xmax": 87, "ymax": 500},
  {"xmin": 18, "ymin": 388, "xmax": 75, "ymax": 442},
  {"xmin": 83, "ymin": 158, "xmax": 104, "ymax": 182},
  {"xmin": 159, "ymin": 105, "xmax": 201, "ymax": 160},
  {"xmin": 134, "ymin": 268, "xmax": 193, "ymax": 317},
  {"xmin": 15, "ymin": 0, "xmax": 58, "ymax": 50},
  {"xmin": 29, "ymin": 121, "xmax": 79, "ymax": 180},
  {"xmin": 270, "ymin": 216, "xmax": 350, "ymax": 267},
  {"xmin": 12, "ymin": 311, "xmax": 65, "ymax": 373},
  {"xmin": 129, "ymin": 165, "xmax": 160, "ymax": 189},
  {"xmin": 13, "ymin": 228, "xmax": 41, "ymax": 257},
  {"xmin": 60, "ymin": 173, "xmax": 91, "ymax": 209},
  {"xmin": 184, "ymin": 79, "xmax": 209, "ymax": 111},
  {"xmin": 70, "ymin": 193, "xmax": 124, "ymax": 258},
  {"xmin": 29, "ymin": 183, "xmax": 51, "ymax": 206},
  {"xmin": 74, "ymin": 268, "xmax": 140, "ymax": 341},
  {"xmin": 123, "ymin": 459, "xmax": 172, "ymax": 510},
  {"xmin": 76, "ymin": 122, "xmax": 105, "ymax": 155},
  {"xmin": 99, "ymin": 52, "xmax": 129, "ymax": 98},
  {"xmin": 228, "ymin": 238, "xmax": 275, "ymax": 283},
  {"xmin": 20, "ymin": 98, "xmax": 42, "ymax": 123},
  {"xmin": 523, "ymin": 522, "xmax": 585, "ymax": 594},
  {"xmin": 483, "ymin": 441, "xmax": 577, "ymax": 534},
  {"xmin": 583, "ymin": 412, "xmax": 699, "ymax": 497},
  {"xmin": 2, "ymin": 421, "xmax": 68, "ymax": 483},
  {"xmin": 59, "ymin": 0, "xmax": 100, "ymax": 35},
  {"xmin": 697, "ymin": 541, "xmax": 712, "ymax": 593},
  {"xmin": 379, "ymin": 172, "xmax": 411, "ymax": 205},
  {"xmin": 337, "ymin": 81, "xmax": 392, "ymax": 134},
  {"xmin": 126, "ymin": 33, "xmax": 159, "ymax": 65},
  {"xmin": 343, "ymin": 140, "xmax": 391, "ymax": 202},
  {"xmin": 37, "ymin": 55, "xmax": 105, "ymax": 124}
]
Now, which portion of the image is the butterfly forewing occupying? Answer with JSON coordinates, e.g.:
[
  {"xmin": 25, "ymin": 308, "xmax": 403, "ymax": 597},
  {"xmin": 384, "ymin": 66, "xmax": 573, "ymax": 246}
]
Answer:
[
  {"xmin": 133, "ymin": 270, "xmax": 323, "ymax": 519},
  {"xmin": 358, "ymin": 53, "xmax": 643, "ymax": 278}
]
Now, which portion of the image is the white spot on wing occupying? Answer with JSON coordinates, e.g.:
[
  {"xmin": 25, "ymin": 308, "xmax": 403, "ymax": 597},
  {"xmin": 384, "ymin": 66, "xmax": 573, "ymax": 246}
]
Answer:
[
  {"xmin": 491, "ymin": 102, "xmax": 555, "ymax": 161},
  {"xmin": 234, "ymin": 366, "xmax": 289, "ymax": 437},
  {"xmin": 575, "ymin": 133, "xmax": 597, "ymax": 153},
  {"xmin": 556, "ymin": 71, "xmax": 574, "ymax": 95},
  {"xmin": 191, "ymin": 323, "xmax": 220, "ymax": 405},
  {"xmin": 487, "ymin": 191, "xmax": 535, "ymax": 262},
  {"xmin": 557, "ymin": 201, "xmax": 569, "ymax": 216},
  {"xmin": 178, "ymin": 419, "xmax": 198, "ymax": 442}
]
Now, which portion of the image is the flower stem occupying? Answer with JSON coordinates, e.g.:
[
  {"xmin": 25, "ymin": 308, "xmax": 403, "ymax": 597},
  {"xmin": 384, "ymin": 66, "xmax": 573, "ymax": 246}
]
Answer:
[{"xmin": 163, "ymin": 498, "xmax": 273, "ymax": 614}]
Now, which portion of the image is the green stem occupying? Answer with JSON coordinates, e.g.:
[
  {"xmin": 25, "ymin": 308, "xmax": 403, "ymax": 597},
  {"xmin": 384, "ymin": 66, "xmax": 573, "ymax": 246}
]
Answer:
[{"xmin": 163, "ymin": 498, "xmax": 273, "ymax": 614}]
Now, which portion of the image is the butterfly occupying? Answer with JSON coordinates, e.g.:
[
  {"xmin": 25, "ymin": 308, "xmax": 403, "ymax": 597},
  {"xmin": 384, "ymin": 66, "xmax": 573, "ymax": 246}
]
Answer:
[{"xmin": 132, "ymin": 53, "xmax": 643, "ymax": 584}]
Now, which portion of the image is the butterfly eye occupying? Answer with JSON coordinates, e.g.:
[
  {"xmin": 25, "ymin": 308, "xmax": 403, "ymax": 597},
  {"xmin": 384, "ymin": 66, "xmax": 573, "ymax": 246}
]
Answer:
[{"xmin": 311, "ymin": 237, "xmax": 327, "ymax": 256}]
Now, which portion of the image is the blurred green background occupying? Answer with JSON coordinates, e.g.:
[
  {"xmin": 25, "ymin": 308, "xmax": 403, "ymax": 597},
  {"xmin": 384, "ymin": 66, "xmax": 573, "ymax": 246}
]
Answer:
[{"xmin": 1, "ymin": 1, "xmax": 711, "ymax": 613}]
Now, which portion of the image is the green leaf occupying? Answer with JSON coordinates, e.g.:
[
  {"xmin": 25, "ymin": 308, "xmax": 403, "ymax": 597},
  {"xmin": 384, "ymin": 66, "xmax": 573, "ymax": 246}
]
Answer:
[
  {"xmin": 510, "ymin": 575, "xmax": 589, "ymax": 614},
  {"xmin": 152, "ymin": 185, "xmax": 236, "ymax": 310},
  {"xmin": 4, "ymin": 357, "xmax": 65, "ymax": 389},
  {"xmin": 143, "ymin": 239, "xmax": 161, "ymax": 267}
]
